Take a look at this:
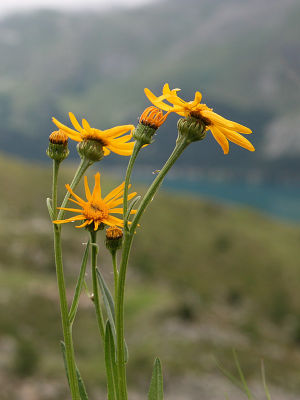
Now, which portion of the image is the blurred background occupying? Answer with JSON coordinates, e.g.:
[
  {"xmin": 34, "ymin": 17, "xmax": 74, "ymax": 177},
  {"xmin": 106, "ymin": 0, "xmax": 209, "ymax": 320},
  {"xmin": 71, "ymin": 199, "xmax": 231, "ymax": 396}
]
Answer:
[{"xmin": 0, "ymin": 0, "xmax": 300, "ymax": 399}]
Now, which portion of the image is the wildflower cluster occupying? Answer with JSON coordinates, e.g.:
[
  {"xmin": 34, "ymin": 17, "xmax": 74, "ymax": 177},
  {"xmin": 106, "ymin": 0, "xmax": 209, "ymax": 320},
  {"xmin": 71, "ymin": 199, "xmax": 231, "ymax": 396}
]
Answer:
[{"xmin": 47, "ymin": 83, "xmax": 254, "ymax": 400}]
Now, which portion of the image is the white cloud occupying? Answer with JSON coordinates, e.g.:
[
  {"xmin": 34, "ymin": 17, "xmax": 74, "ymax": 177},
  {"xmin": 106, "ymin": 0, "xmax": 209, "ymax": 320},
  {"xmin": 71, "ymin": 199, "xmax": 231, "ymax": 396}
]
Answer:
[{"xmin": 0, "ymin": 0, "xmax": 155, "ymax": 16}]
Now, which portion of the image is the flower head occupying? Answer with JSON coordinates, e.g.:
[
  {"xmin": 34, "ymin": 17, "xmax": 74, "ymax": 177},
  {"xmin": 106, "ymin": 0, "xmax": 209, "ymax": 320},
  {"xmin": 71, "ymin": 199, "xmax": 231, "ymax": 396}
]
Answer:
[
  {"xmin": 52, "ymin": 112, "xmax": 135, "ymax": 156},
  {"xmin": 53, "ymin": 173, "xmax": 137, "ymax": 231},
  {"xmin": 46, "ymin": 130, "xmax": 69, "ymax": 161},
  {"xmin": 139, "ymin": 106, "xmax": 169, "ymax": 129},
  {"xmin": 144, "ymin": 83, "xmax": 254, "ymax": 154},
  {"xmin": 49, "ymin": 129, "xmax": 68, "ymax": 144}
]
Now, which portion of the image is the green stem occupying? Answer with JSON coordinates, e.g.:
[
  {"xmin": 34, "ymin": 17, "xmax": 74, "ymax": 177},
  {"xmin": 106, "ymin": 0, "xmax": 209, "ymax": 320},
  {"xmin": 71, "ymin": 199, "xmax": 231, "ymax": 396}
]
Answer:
[
  {"xmin": 51, "ymin": 159, "xmax": 80, "ymax": 399},
  {"xmin": 111, "ymin": 250, "xmax": 119, "ymax": 306},
  {"xmin": 52, "ymin": 160, "xmax": 60, "ymax": 220},
  {"xmin": 123, "ymin": 141, "xmax": 143, "ymax": 229},
  {"xmin": 90, "ymin": 230, "xmax": 105, "ymax": 341},
  {"xmin": 115, "ymin": 136, "xmax": 189, "ymax": 400},
  {"xmin": 54, "ymin": 225, "xmax": 80, "ymax": 399},
  {"xmin": 57, "ymin": 157, "xmax": 93, "ymax": 221}
]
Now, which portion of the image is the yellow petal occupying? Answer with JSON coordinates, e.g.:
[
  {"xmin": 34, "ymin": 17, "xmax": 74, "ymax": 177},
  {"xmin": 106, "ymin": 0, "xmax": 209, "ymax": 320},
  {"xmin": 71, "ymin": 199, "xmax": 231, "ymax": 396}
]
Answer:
[
  {"xmin": 65, "ymin": 184, "xmax": 86, "ymax": 204},
  {"xmin": 69, "ymin": 112, "xmax": 83, "ymax": 132},
  {"xmin": 92, "ymin": 172, "xmax": 102, "ymax": 200},
  {"xmin": 103, "ymin": 147, "xmax": 111, "ymax": 156},
  {"xmin": 210, "ymin": 126, "xmax": 229, "ymax": 155},
  {"xmin": 76, "ymin": 220, "xmax": 90, "ymax": 229},
  {"xmin": 104, "ymin": 182, "xmax": 125, "ymax": 202},
  {"xmin": 53, "ymin": 215, "xmax": 85, "ymax": 224},
  {"xmin": 108, "ymin": 192, "xmax": 136, "ymax": 208},
  {"xmin": 102, "ymin": 125, "xmax": 135, "ymax": 139},
  {"xmin": 52, "ymin": 117, "xmax": 81, "ymax": 139},
  {"xmin": 84, "ymin": 176, "xmax": 92, "ymax": 201},
  {"xmin": 57, "ymin": 206, "xmax": 84, "ymax": 213},
  {"xmin": 202, "ymin": 110, "xmax": 252, "ymax": 134},
  {"xmin": 221, "ymin": 128, "xmax": 255, "ymax": 152},
  {"xmin": 82, "ymin": 118, "xmax": 92, "ymax": 132}
]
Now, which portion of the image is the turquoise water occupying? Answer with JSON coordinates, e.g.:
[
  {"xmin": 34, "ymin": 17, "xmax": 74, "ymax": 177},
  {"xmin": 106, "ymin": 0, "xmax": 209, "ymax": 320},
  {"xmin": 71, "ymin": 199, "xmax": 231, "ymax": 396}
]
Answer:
[{"xmin": 162, "ymin": 178, "xmax": 300, "ymax": 223}]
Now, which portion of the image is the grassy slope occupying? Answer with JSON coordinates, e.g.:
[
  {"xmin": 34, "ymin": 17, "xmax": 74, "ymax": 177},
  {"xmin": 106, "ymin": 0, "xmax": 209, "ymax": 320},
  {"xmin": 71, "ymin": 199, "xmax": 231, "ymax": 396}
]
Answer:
[{"xmin": 1, "ymin": 153, "xmax": 300, "ymax": 398}]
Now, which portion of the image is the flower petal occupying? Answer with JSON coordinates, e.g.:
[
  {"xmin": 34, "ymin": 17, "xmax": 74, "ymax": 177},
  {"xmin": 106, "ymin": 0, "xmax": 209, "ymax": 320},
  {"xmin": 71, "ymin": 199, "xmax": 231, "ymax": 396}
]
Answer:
[{"xmin": 210, "ymin": 126, "xmax": 229, "ymax": 154}]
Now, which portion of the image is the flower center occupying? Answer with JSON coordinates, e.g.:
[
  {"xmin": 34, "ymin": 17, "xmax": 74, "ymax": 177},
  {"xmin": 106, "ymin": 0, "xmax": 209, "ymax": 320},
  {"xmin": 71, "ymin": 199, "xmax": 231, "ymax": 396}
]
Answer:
[{"xmin": 83, "ymin": 201, "xmax": 109, "ymax": 222}]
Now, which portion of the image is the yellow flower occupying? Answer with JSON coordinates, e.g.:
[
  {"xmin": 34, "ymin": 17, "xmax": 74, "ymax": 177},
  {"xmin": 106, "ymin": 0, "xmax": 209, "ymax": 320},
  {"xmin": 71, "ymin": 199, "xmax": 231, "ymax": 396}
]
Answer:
[
  {"xmin": 53, "ymin": 173, "xmax": 137, "ymax": 231},
  {"xmin": 52, "ymin": 112, "xmax": 135, "ymax": 156},
  {"xmin": 144, "ymin": 83, "xmax": 254, "ymax": 154}
]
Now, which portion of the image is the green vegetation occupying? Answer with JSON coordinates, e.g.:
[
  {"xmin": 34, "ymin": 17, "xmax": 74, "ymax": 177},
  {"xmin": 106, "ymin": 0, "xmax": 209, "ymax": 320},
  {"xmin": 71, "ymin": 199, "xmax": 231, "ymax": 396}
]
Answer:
[{"xmin": 0, "ymin": 153, "xmax": 300, "ymax": 399}]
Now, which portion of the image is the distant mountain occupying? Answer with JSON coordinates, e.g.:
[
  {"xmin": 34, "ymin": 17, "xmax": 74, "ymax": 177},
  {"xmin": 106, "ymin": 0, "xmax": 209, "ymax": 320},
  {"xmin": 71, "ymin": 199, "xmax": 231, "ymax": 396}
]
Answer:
[{"xmin": 0, "ymin": 0, "xmax": 299, "ymax": 180}]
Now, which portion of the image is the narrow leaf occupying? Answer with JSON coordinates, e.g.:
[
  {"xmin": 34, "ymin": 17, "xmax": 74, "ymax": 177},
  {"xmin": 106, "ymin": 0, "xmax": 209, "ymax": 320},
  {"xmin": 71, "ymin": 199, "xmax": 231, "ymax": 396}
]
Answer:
[
  {"xmin": 126, "ymin": 195, "xmax": 141, "ymax": 220},
  {"xmin": 96, "ymin": 267, "xmax": 115, "ymax": 326},
  {"xmin": 148, "ymin": 358, "xmax": 164, "ymax": 400},
  {"xmin": 60, "ymin": 341, "xmax": 89, "ymax": 400},
  {"xmin": 105, "ymin": 322, "xmax": 119, "ymax": 400},
  {"xmin": 261, "ymin": 360, "xmax": 271, "ymax": 400},
  {"xmin": 69, "ymin": 241, "xmax": 90, "ymax": 325},
  {"xmin": 233, "ymin": 350, "xmax": 253, "ymax": 399},
  {"xmin": 96, "ymin": 268, "xmax": 129, "ymax": 362},
  {"xmin": 46, "ymin": 197, "xmax": 54, "ymax": 219}
]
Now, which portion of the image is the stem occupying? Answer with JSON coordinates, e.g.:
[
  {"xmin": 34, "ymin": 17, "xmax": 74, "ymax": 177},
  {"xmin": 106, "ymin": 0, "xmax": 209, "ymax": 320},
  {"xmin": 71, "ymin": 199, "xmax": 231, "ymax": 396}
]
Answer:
[
  {"xmin": 51, "ymin": 159, "xmax": 80, "ymax": 399},
  {"xmin": 123, "ymin": 141, "xmax": 143, "ymax": 228},
  {"xmin": 54, "ymin": 225, "xmax": 80, "ymax": 399},
  {"xmin": 115, "ymin": 136, "xmax": 189, "ymax": 400},
  {"xmin": 52, "ymin": 160, "xmax": 60, "ymax": 220},
  {"xmin": 90, "ymin": 230, "xmax": 105, "ymax": 341},
  {"xmin": 111, "ymin": 250, "xmax": 119, "ymax": 305},
  {"xmin": 57, "ymin": 157, "xmax": 93, "ymax": 221}
]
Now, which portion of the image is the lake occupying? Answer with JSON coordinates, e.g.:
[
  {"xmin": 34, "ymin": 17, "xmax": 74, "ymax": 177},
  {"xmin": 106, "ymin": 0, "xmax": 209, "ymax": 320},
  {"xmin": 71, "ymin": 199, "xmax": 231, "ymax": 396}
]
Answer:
[{"xmin": 161, "ymin": 177, "xmax": 300, "ymax": 223}]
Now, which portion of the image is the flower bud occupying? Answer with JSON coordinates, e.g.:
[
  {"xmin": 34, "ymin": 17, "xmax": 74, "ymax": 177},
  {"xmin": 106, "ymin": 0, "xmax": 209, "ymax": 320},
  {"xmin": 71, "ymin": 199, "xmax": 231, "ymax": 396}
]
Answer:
[
  {"xmin": 46, "ymin": 130, "xmax": 69, "ymax": 162},
  {"xmin": 77, "ymin": 139, "xmax": 104, "ymax": 162},
  {"xmin": 105, "ymin": 226, "xmax": 123, "ymax": 252},
  {"xmin": 133, "ymin": 107, "xmax": 168, "ymax": 145},
  {"xmin": 177, "ymin": 116, "xmax": 207, "ymax": 143}
]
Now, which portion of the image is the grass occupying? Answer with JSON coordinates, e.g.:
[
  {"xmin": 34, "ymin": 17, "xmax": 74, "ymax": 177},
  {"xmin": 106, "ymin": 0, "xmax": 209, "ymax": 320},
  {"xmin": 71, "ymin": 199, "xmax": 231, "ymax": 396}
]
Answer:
[{"xmin": 1, "ymin": 153, "xmax": 300, "ymax": 399}]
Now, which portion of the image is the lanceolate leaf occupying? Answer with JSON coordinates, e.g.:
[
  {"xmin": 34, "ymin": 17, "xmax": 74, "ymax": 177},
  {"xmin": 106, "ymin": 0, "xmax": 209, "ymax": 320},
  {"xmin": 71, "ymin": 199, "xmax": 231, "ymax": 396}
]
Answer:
[
  {"xmin": 96, "ymin": 268, "xmax": 129, "ymax": 362},
  {"xmin": 148, "ymin": 358, "xmax": 164, "ymax": 400},
  {"xmin": 60, "ymin": 341, "xmax": 89, "ymax": 400},
  {"xmin": 105, "ymin": 322, "xmax": 119, "ymax": 400}
]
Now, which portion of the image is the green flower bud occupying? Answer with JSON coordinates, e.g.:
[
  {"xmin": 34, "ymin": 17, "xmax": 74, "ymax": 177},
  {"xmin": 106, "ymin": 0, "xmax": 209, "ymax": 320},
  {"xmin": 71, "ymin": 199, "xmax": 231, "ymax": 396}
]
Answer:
[
  {"xmin": 133, "ymin": 106, "xmax": 169, "ymax": 145},
  {"xmin": 105, "ymin": 226, "xmax": 123, "ymax": 252},
  {"xmin": 77, "ymin": 139, "xmax": 104, "ymax": 162},
  {"xmin": 46, "ymin": 130, "xmax": 69, "ymax": 162},
  {"xmin": 177, "ymin": 116, "xmax": 207, "ymax": 143}
]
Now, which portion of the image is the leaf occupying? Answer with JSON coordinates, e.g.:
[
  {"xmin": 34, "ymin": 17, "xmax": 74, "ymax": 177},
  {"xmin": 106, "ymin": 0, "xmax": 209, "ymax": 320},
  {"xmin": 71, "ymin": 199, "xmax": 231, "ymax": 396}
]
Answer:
[
  {"xmin": 96, "ymin": 268, "xmax": 129, "ymax": 362},
  {"xmin": 105, "ymin": 322, "xmax": 119, "ymax": 400},
  {"xmin": 46, "ymin": 197, "xmax": 54, "ymax": 219},
  {"xmin": 68, "ymin": 241, "xmax": 90, "ymax": 325},
  {"xmin": 261, "ymin": 360, "xmax": 271, "ymax": 400},
  {"xmin": 60, "ymin": 341, "xmax": 89, "ymax": 400},
  {"xmin": 126, "ymin": 195, "xmax": 141, "ymax": 220},
  {"xmin": 148, "ymin": 358, "xmax": 164, "ymax": 400},
  {"xmin": 233, "ymin": 350, "xmax": 253, "ymax": 399}
]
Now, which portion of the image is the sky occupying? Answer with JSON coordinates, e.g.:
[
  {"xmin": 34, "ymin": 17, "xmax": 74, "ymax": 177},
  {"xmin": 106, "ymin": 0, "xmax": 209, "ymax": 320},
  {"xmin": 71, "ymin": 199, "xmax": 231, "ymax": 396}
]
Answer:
[{"xmin": 0, "ymin": 0, "xmax": 155, "ymax": 16}]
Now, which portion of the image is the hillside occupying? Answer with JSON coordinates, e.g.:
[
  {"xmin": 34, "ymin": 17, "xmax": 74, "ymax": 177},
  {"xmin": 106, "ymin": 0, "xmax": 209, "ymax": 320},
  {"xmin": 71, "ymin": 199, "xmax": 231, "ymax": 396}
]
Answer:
[
  {"xmin": 0, "ymin": 0, "xmax": 299, "ymax": 180},
  {"xmin": 1, "ymin": 153, "xmax": 300, "ymax": 399}
]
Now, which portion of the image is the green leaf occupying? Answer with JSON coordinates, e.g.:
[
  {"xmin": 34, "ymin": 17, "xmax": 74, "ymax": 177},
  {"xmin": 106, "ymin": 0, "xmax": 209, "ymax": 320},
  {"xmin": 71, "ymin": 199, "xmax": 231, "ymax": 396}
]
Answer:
[
  {"xmin": 261, "ymin": 360, "xmax": 271, "ymax": 400},
  {"xmin": 105, "ymin": 322, "xmax": 119, "ymax": 400},
  {"xmin": 148, "ymin": 358, "xmax": 164, "ymax": 400},
  {"xmin": 126, "ymin": 195, "xmax": 141, "ymax": 220},
  {"xmin": 60, "ymin": 341, "xmax": 89, "ymax": 400},
  {"xmin": 46, "ymin": 197, "xmax": 54, "ymax": 219},
  {"xmin": 96, "ymin": 268, "xmax": 129, "ymax": 362},
  {"xmin": 233, "ymin": 350, "xmax": 253, "ymax": 399},
  {"xmin": 68, "ymin": 241, "xmax": 90, "ymax": 325}
]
